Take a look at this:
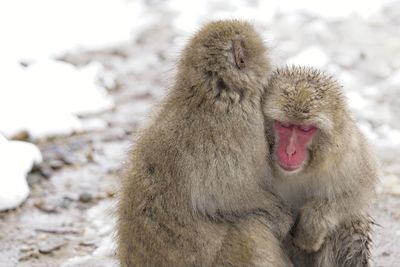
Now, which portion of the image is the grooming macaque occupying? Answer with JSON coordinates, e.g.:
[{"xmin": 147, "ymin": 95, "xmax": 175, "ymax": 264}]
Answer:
[
  {"xmin": 117, "ymin": 20, "xmax": 294, "ymax": 267},
  {"xmin": 263, "ymin": 66, "xmax": 378, "ymax": 267}
]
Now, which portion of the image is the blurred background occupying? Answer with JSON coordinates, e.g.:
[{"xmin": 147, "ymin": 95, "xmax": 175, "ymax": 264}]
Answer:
[{"xmin": 0, "ymin": 0, "xmax": 399, "ymax": 266}]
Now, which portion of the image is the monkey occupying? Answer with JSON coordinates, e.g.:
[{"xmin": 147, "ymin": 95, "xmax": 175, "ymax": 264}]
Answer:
[
  {"xmin": 262, "ymin": 66, "xmax": 378, "ymax": 267},
  {"xmin": 117, "ymin": 20, "xmax": 294, "ymax": 267}
]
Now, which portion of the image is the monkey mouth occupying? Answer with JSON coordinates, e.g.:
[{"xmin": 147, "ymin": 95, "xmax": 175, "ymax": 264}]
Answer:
[{"xmin": 277, "ymin": 161, "xmax": 302, "ymax": 172}]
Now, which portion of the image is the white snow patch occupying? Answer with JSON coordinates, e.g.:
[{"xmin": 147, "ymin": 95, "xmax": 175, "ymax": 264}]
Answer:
[
  {"xmin": 60, "ymin": 236, "xmax": 118, "ymax": 267},
  {"xmin": 0, "ymin": 60, "xmax": 113, "ymax": 138},
  {"xmin": 347, "ymin": 91, "xmax": 370, "ymax": 111},
  {"xmin": 0, "ymin": 134, "xmax": 42, "ymax": 211},
  {"xmin": 375, "ymin": 125, "xmax": 400, "ymax": 147},
  {"xmin": 287, "ymin": 47, "xmax": 329, "ymax": 68},
  {"xmin": 0, "ymin": 0, "xmax": 154, "ymax": 61},
  {"xmin": 0, "ymin": 0, "xmax": 159, "ymax": 138}
]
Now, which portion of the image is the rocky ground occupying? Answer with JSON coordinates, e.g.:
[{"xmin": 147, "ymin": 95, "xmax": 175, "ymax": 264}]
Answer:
[{"xmin": 0, "ymin": 1, "xmax": 399, "ymax": 266}]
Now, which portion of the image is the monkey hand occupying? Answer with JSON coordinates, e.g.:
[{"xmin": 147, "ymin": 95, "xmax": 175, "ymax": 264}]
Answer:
[
  {"xmin": 276, "ymin": 207, "xmax": 295, "ymax": 241},
  {"xmin": 292, "ymin": 206, "xmax": 328, "ymax": 253},
  {"xmin": 261, "ymin": 205, "xmax": 294, "ymax": 241}
]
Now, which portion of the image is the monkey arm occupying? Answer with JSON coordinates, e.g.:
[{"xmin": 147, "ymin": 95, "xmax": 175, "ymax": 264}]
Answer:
[
  {"xmin": 292, "ymin": 192, "xmax": 367, "ymax": 253},
  {"xmin": 310, "ymin": 215, "xmax": 373, "ymax": 267},
  {"xmin": 212, "ymin": 216, "xmax": 294, "ymax": 267},
  {"xmin": 291, "ymin": 199, "xmax": 330, "ymax": 252},
  {"xmin": 256, "ymin": 191, "xmax": 294, "ymax": 241},
  {"xmin": 211, "ymin": 191, "xmax": 294, "ymax": 242}
]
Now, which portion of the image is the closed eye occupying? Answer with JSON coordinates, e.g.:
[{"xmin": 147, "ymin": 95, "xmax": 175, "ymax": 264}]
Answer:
[{"xmin": 279, "ymin": 121, "xmax": 292, "ymax": 128}]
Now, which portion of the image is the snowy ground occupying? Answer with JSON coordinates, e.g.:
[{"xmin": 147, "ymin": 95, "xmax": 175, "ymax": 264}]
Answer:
[{"xmin": 0, "ymin": 0, "xmax": 399, "ymax": 266}]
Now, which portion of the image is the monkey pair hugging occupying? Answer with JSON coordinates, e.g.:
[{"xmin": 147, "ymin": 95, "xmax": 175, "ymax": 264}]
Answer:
[{"xmin": 117, "ymin": 20, "xmax": 378, "ymax": 267}]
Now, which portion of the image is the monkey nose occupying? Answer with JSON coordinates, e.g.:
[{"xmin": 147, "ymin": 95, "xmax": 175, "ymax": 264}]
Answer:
[{"xmin": 286, "ymin": 145, "xmax": 296, "ymax": 158}]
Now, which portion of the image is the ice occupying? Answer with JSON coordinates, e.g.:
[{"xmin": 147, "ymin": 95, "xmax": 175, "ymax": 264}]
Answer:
[{"xmin": 0, "ymin": 134, "xmax": 42, "ymax": 211}]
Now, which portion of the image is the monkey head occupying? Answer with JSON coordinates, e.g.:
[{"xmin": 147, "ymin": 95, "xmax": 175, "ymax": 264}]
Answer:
[
  {"xmin": 178, "ymin": 20, "xmax": 271, "ymax": 97},
  {"xmin": 263, "ymin": 66, "xmax": 349, "ymax": 175}
]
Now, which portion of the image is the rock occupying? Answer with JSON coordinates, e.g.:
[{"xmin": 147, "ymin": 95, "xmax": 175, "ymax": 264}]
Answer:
[
  {"xmin": 79, "ymin": 239, "xmax": 97, "ymax": 247},
  {"xmin": 61, "ymin": 155, "xmax": 75, "ymax": 166},
  {"xmin": 79, "ymin": 192, "xmax": 93, "ymax": 203},
  {"xmin": 38, "ymin": 165, "xmax": 54, "ymax": 179},
  {"xmin": 19, "ymin": 248, "xmax": 40, "ymax": 262},
  {"xmin": 49, "ymin": 159, "xmax": 65, "ymax": 170},
  {"xmin": 11, "ymin": 131, "xmax": 31, "ymax": 141},
  {"xmin": 59, "ymin": 196, "xmax": 73, "ymax": 209},
  {"xmin": 35, "ymin": 227, "xmax": 80, "ymax": 235},
  {"xmin": 26, "ymin": 173, "xmax": 43, "ymax": 187},
  {"xmin": 34, "ymin": 199, "xmax": 58, "ymax": 213},
  {"xmin": 86, "ymin": 147, "xmax": 95, "ymax": 162},
  {"xmin": 38, "ymin": 238, "xmax": 67, "ymax": 254}
]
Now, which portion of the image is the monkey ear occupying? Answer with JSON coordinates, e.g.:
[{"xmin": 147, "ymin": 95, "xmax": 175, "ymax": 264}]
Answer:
[{"xmin": 233, "ymin": 39, "xmax": 246, "ymax": 69}]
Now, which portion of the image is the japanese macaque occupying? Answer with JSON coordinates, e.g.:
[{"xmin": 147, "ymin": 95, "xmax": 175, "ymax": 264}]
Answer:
[
  {"xmin": 263, "ymin": 66, "xmax": 378, "ymax": 267},
  {"xmin": 117, "ymin": 20, "xmax": 294, "ymax": 267}
]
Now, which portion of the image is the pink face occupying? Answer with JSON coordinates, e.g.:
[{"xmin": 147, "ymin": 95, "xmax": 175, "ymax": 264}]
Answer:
[{"xmin": 273, "ymin": 121, "xmax": 317, "ymax": 172}]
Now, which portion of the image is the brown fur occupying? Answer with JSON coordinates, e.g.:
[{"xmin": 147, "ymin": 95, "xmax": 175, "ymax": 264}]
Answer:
[
  {"xmin": 286, "ymin": 215, "xmax": 373, "ymax": 267},
  {"xmin": 263, "ymin": 66, "xmax": 378, "ymax": 266},
  {"xmin": 117, "ymin": 20, "xmax": 293, "ymax": 267}
]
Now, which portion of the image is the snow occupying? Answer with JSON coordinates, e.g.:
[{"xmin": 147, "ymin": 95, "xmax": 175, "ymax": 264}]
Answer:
[
  {"xmin": 0, "ymin": 0, "xmax": 157, "ymax": 211},
  {"xmin": 60, "ymin": 200, "xmax": 118, "ymax": 267},
  {"xmin": 0, "ymin": 60, "xmax": 113, "ymax": 137},
  {"xmin": 0, "ymin": 134, "xmax": 42, "ymax": 211},
  {"xmin": 167, "ymin": 0, "xmax": 396, "ymax": 34},
  {"xmin": 287, "ymin": 47, "xmax": 329, "ymax": 68},
  {"xmin": 0, "ymin": 0, "xmax": 154, "ymax": 61},
  {"xmin": 0, "ymin": 0, "xmax": 160, "ymax": 139}
]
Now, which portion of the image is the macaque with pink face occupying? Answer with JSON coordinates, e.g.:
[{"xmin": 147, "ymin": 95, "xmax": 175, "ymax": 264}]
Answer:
[
  {"xmin": 263, "ymin": 66, "xmax": 378, "ymax": 267},
  {"xmin": 273, "ymin": 121, "xmax": 317, "ymax": 172}
]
